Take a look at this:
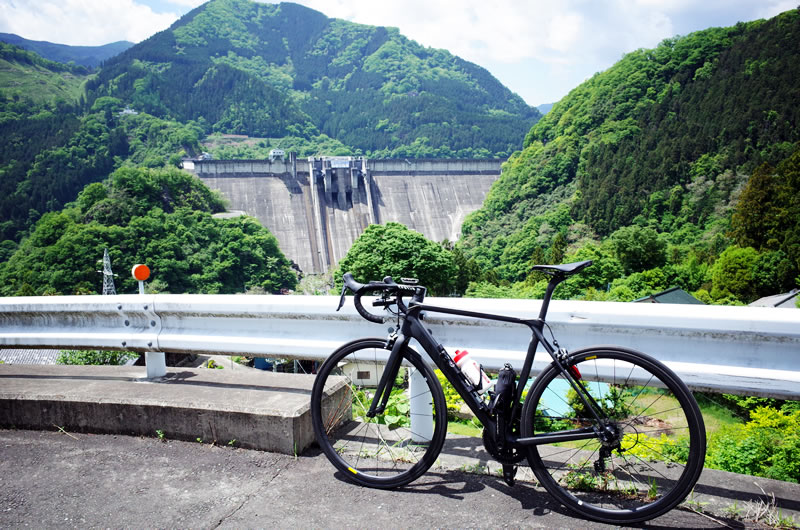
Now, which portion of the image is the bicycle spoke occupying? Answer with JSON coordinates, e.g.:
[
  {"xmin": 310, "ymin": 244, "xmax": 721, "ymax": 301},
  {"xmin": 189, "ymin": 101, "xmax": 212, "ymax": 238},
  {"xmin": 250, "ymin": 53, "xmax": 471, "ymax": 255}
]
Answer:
[
  {"xmin": 311, "ymin": 340, "xmax": 446, "ymax": 487},
  {"xmin": 523, "ymin": 348, "xmax": 705, "ymax": 523}
]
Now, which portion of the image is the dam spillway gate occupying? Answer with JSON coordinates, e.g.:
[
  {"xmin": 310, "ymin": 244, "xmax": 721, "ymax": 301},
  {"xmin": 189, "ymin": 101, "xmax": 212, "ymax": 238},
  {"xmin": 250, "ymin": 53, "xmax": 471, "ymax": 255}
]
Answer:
[{"xmin": 192, "ymin": 155, "xmax": 502, "ymax": 275}]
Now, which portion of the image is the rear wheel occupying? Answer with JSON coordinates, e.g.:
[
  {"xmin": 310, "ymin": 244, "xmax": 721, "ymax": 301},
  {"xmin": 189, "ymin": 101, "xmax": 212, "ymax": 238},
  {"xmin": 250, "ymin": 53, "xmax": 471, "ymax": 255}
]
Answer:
[
  {"xmin": 310, "ymin": 338, "xmax": 447, "ymax": 488},
  {"xmin": 521, "ymin": 346, "xmax": 706, "ymax": 524}
]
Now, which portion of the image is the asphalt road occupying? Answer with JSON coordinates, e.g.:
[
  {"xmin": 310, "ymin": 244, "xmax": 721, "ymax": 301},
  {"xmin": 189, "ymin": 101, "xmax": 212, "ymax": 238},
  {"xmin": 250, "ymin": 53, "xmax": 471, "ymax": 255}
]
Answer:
[{"xmin": 1, "ymin": 429, "xmax": 797, "ymax": 529}]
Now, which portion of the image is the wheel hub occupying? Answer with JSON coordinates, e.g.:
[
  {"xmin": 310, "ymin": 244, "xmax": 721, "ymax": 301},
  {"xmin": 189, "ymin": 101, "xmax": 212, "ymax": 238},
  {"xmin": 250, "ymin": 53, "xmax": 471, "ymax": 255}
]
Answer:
[{"xmin": 598, "ymin": 420, "xmax": 622, "ymax": 449}]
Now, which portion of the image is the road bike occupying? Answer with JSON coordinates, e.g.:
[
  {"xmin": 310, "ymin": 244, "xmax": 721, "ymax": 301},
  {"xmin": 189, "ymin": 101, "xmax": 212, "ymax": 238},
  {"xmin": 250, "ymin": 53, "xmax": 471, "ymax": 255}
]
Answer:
[{"xmin": 310, "ymin": 260, "xmax": 706, "ymax": 524}]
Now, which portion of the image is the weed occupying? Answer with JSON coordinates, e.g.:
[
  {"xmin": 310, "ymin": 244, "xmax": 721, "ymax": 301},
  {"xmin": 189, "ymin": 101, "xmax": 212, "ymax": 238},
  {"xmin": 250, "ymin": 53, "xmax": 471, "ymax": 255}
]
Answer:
[
  {"xmin": 647, "ymin": 478, "xmax": 659, "ymax": 500},
  {"xmin": 156, "ymin": 429, "xmax": 165, "ymax": 442},
  {"xmin": 196, "ymin": 437, "xmax": 203, "ymax": 443},
  {"xmin": 228, "ymin": 439, "xmax": 237, "ymax": 447},
  {"xmin": 459, "ymin": 462, "xmax": 489, "ymax": 475},
  {"xmin": 722, "ymin": 501, "xmax": 742, "ymax": 519},
  {"xmin": 681, "ymin": 488, "xmax": 709, "ymax": 514},
  {"xmin": 740, "ymin": 483, "xmax": 798, "ymax": 529},
  {"xmin": 53, "ymin": 424, "xmax": 78, "ymax": 440}
]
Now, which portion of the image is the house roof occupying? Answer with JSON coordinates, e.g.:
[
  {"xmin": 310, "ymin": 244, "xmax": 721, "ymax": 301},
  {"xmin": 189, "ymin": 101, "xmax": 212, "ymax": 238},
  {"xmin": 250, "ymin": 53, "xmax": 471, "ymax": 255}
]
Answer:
[
  {"xmin": 0, "ymin": 348, "xmax": 60, "ymax": 365},
  {"xmin": 749, "ymin": 289, "xmax": 800, "ymax": 308},
  {"xmin": 634, "ymin": 287, "xmax": 705, "ymax": 305}
]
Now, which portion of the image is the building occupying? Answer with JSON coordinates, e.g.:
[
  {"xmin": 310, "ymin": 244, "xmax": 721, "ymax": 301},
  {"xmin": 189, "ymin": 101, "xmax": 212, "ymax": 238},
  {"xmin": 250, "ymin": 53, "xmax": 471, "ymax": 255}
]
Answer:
[{"xmin": 634, "ymin": 287, "xmax": 705, "ymax": 304}]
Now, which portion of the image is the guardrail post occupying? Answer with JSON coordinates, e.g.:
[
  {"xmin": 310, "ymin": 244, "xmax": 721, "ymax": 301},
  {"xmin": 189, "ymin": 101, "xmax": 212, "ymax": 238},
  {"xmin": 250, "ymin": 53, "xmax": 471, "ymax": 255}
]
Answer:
[
  {"xmin": 133, "ymin": 264, "xmax": 165, "ymax": 379},
  {"xmin": 409, "ymin": 367, "xmax": 434, "ymax": 442},
  {"xmin": 145, "ymin": 351, "xmax": 166, "ymax": 379}
]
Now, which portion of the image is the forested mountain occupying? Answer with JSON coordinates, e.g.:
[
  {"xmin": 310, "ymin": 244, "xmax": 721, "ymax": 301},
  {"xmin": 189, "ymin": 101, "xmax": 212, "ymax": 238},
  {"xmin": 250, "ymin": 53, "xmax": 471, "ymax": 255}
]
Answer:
[
  {"xmin": 0, "ymin": 77, "xmax": 203, "ymax": 243},
  {"xmin": 460, "ymin": 9, "xmax": 800, "ymax": 304},
  {"xmin": 0, "ymin": 48, "xmax": 297, "ymax": 295},
  {"xmin": 0, "ymin": 33, "xmax": 133, "ymax": 68},
  {"xmin": 86, "ymin": 0, "xmax": 539, "ymax": 158},
  {"xmin": 0, "ymin": 166, "xmax": 297, "ymax": 295},
  {"xmin": 0, "ymin": 0, "xmax": 537, "ymax": 248},
  {"xmin": 0, "ymin": 42, "xmax": 90, "ymax": 102}
]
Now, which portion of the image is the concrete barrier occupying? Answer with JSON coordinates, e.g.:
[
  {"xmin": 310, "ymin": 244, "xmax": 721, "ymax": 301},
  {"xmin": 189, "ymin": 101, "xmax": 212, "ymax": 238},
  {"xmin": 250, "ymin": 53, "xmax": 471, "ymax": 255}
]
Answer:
[{"xmin": 0, "ymin": 364, "xmax": 344, "ymax": 454}]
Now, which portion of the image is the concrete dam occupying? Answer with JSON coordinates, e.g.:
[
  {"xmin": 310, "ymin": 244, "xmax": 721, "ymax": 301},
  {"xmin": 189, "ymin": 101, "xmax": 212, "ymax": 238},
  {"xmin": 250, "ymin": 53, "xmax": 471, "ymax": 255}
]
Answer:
[{"xmin": 192, "ymin": 156, "xmax": 502, "ymax": 275}]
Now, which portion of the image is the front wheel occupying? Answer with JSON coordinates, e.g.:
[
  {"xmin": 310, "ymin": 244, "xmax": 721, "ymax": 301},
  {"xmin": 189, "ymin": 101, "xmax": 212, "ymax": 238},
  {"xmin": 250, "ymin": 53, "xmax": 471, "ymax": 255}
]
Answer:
[
  {"xmin": 310, "ymin": 338, "xmax": 447, "ymax": 488},
  {"xmin": 521, "ymin": 346, "xmax": 706, "ymax": 524}
]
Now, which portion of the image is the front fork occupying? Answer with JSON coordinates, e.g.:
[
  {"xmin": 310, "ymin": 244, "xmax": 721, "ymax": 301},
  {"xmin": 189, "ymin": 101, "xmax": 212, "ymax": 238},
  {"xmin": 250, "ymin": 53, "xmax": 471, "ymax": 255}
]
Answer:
[{"xmin": 366, "ymin": 332, "xmax": 406, "ymax": 417}]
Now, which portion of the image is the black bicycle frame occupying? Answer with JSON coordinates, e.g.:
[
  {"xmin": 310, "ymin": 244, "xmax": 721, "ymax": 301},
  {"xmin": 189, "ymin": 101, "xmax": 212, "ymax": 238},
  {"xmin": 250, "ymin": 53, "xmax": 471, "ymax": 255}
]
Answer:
[{"xmin": 367, "ymin": 277, "xmax": 604, "ymax": 448}]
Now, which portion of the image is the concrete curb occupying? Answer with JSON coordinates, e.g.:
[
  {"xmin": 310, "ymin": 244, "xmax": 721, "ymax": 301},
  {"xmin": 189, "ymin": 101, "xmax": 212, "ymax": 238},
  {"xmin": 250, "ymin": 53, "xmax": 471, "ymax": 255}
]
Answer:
[{"xmin": 0, "ymin": 364, "xmax": 343, "ymax": 454}]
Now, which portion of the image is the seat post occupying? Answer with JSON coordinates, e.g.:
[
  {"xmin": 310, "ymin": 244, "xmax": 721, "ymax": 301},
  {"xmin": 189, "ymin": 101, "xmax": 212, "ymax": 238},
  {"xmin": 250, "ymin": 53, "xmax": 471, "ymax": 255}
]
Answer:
[{"xmin": 538, "ymin": 273, "xmax": 564, "ymax": 321}]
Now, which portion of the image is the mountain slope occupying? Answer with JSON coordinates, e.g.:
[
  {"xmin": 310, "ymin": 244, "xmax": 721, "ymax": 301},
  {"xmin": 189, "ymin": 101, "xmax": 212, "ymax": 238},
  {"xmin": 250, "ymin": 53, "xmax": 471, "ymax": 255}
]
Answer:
[
  {"xmin": 461, "ymin": 8, "xmax": 800, "ymax": 287},
  {"xmin": 0, "ymin": 33, "xmax": 133, "ymax": 68},
  {"xmin": 0, "ymin": 46, "xmax": 203, "ymax": 243},
  {"xmin": 0, "ymin": 42, "xmax": 89, "ymax": 103},
  {"xmin": 0, "ymin": 166, "xmax": 297, "ymax": 296},
  {"xmin": 86, "ymin": 0, "xmax": 539, "ymax": 157}
]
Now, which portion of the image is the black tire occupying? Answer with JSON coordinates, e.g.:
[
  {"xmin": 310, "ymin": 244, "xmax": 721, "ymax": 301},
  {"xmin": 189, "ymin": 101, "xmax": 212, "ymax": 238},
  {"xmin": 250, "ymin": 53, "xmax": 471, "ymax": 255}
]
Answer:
[
  {"xmin": 521, "ymin": 346, "xmax": 706, "ymax": 524},
  {"xmin": 310, "ymin": 338, "xmax": 447, "ymax": 488}
]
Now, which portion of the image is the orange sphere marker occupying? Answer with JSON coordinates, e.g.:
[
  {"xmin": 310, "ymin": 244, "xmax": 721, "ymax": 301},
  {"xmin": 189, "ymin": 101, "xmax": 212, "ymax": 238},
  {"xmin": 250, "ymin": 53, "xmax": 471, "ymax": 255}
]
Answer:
[{"xmin": 132, "ymin": 264, "xmax": 151, "ymax": 281}]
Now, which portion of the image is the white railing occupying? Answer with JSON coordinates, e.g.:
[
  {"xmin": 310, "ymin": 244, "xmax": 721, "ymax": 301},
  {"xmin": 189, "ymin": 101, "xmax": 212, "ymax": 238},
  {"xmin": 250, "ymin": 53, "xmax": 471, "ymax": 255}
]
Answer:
[{"xmin": 0, "ymin": 294, "xmax": 798, "ymax": 399}]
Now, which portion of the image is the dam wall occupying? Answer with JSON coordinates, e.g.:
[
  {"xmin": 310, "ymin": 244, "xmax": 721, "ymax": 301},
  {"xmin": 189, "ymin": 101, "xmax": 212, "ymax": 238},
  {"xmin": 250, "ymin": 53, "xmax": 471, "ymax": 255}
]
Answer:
[{"xmin": 194, "ymin": 156, "xmax": 502, "ymax": 275}]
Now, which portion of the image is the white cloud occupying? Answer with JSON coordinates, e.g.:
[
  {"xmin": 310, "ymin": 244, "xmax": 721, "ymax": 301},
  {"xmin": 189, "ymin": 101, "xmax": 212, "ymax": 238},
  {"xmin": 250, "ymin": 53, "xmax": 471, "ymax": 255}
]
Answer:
[
  {"xmin": 0, "ymin": 0, "xmax": 181, "ymax": 45},
  {"xmin": 295, "ymin": 0, "xmax": 678, "ymax": 69},
  {"xmin": 0, "ymin": 0, "xmax": 794, "ymax": 104},
  {"xmin": 755, "ymin": 0, "xmax": 797, "ymax": 19},
  {"xmin": 166, "ymin": 0, "xmax": 205, "ymax": 6}
]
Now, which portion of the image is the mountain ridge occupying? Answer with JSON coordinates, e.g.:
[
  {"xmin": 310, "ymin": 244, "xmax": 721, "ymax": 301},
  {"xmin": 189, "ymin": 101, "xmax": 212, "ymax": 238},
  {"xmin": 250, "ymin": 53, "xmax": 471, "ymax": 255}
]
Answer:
[
  {"xmin": 86, "ymin": 0, "xmax": 539, "ymax": 158},
  {"xmin": 0, "ymin": 33, "xmax": 133, "ymax": 68}
]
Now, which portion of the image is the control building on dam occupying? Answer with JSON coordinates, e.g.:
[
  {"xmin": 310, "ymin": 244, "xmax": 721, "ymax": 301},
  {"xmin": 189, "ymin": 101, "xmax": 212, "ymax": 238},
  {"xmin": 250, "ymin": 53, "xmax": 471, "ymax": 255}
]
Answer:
[{"xmin": 191, "ymin": 155, "xmax": 502, "ymax": 275}]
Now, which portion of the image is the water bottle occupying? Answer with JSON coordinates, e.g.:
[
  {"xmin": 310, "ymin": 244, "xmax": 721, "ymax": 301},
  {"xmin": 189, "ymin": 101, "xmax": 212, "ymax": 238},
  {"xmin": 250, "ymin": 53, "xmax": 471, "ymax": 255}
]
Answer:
[{"xmin": 453, "ymin": 349, "xmax": 492, "ymax": 394}]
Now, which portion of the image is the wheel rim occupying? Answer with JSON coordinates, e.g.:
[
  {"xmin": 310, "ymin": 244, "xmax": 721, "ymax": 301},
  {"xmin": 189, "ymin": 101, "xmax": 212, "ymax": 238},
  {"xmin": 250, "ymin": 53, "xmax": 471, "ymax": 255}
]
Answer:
[
  {"xmin": 314, "ymin": 340, "xmax": 444, "ymax": 484},
  {"xmin": 525, "ymin": 349, "xmax": 705, "ymax": 520}
]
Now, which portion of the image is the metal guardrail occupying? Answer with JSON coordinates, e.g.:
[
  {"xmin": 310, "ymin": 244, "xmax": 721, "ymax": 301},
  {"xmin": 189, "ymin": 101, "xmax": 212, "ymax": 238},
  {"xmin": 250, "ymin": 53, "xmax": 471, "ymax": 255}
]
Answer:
[{"xmin": 0, "ymin": 294, "xmax": 798, "ymax": 399}]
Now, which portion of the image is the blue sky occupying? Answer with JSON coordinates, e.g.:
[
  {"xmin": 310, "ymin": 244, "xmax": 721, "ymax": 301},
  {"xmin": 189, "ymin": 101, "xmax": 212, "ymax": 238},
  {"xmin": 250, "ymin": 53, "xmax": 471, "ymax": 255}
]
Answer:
[{"xmin": 0, "ymin": 0, "xmax": 795, "ymax": 106}]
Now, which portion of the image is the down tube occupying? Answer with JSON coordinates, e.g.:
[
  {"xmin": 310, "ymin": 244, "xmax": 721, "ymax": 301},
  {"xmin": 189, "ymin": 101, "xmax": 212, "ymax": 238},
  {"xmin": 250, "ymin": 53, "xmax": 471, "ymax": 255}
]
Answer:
[{"xmin": 407, "ymin": 317, "xmax": 496, "ymax": 429}]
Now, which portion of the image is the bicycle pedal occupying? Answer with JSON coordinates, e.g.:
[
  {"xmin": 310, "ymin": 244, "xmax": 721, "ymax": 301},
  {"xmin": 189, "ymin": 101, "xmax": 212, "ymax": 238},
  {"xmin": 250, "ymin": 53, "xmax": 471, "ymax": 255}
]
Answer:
[{"xmin": 502, "ymin": 464, "xmax": 517, "ymax": 487}]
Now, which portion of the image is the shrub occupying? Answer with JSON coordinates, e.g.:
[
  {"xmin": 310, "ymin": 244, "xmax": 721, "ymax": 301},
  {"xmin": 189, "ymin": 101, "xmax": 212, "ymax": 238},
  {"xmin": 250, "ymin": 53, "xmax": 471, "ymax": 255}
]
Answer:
[
  {"xmin": 706, "ymin": 407, "xmax": 800, "ymax": 483},
  {"xmin": 435, "ymin": 369, "xmax": 466, "ymax": 421},
  {"xmin": 57, "ymin": 349, "xmax": 138, "ymax": 365}
]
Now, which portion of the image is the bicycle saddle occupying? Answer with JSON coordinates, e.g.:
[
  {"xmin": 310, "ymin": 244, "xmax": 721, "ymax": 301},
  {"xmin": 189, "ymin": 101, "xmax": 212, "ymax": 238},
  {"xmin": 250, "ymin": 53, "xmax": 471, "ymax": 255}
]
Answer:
[{"xmin": 530, "ymin": 260, "xmax": 593, "ymax": 276}]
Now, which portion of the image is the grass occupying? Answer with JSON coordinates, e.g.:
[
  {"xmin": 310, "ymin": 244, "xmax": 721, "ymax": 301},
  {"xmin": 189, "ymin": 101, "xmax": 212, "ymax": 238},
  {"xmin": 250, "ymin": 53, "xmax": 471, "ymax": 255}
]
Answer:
[
  {"xmin": 444, "ymin": 387, "xmax": 745, "ymax": 448},
  {"xmin": 693, "ymin": 392, "xmax": 745, "ymax": 431},
  {"xmin": 448, "ymin": 421, "xmax": 483, "ymax": 437}
]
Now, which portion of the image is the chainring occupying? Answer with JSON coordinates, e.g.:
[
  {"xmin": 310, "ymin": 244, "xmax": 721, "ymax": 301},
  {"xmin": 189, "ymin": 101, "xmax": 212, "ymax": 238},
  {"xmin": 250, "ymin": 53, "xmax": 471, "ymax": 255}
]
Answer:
[{"xmin": 482, "ymin": 426, "xmax": 527, "ymax": 465}]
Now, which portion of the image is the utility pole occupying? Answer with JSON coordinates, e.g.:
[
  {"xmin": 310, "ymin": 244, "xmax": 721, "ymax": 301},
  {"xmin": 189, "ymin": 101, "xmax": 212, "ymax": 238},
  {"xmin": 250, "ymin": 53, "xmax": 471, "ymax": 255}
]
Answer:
[{"xmin": 99, "ymin": 248, "xmax": 117, "ymax": 295}]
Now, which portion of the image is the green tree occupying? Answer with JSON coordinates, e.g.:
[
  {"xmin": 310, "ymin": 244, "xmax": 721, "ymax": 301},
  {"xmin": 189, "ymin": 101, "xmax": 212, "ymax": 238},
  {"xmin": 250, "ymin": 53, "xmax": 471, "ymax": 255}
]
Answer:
[
  {"xmin": 731, "ymin": 146, "xmax": 800, "ymax": 293},
  {"xmin": 609, "ymin": 226, "xmax": 667, "ymax": 274},
  {"xmin": 0, "ymin": 167, "xmax": 296, "ymax": 296},
  {"xmin": 710, "ymin": 246, "xmax": 759, "ymax": 302},
  {"xmin": 336, "ymin": 222, "xmax": 456, "ymax": 295},
  {"xmin": 58, "ymin": 350, "xmax": 137, "ymax": 365}
]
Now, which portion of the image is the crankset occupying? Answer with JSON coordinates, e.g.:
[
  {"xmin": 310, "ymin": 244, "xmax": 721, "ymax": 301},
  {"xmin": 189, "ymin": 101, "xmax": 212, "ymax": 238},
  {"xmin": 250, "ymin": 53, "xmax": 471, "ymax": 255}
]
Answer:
[{"xmin": 482, "ymin": 427, "xmax": 526, "ymax": 465}]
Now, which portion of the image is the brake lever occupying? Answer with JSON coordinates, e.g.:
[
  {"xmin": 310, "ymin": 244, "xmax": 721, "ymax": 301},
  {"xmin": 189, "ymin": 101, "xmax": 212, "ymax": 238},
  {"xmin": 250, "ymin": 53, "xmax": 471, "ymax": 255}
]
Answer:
[{"xmin": 336, "ymin": 283, "xmax": 347, "ymax": 311}]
